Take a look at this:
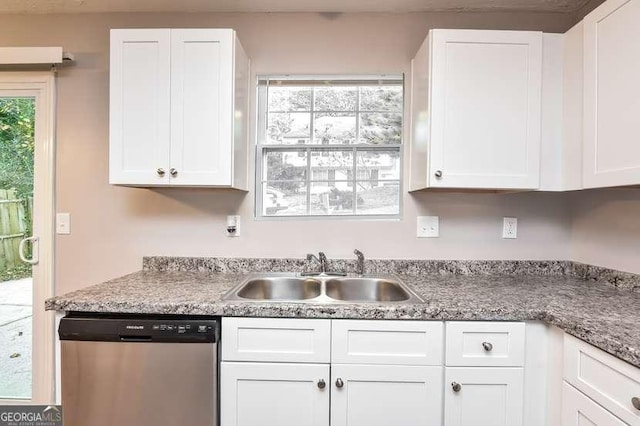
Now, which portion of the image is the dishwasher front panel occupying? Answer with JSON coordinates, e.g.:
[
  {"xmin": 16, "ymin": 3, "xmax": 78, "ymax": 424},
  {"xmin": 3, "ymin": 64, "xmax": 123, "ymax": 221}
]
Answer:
[{"xmin": 61, "ymin": 340, "xmax": 216, "ymax": 426}]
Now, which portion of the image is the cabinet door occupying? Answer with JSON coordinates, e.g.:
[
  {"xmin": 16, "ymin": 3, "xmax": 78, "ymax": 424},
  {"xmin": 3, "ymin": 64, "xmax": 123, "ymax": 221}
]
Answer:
[
  {"xmin": 583, "ymin": 0, "xmax": 640, "ymax": 188},
  {"xmin": 109, "ymin": 29, "xmax": 171, "ymax": 185},
  {"xmin": 170, "ymin": 29, "xmax": 234, "ymax": 186},
  {"xmin": 429, "ymin": 30, "xmax": 542, "ymax": 189},
  {"xmin": 331, "ymin": 364, "xmax": 443, "ymax": 426},
  {"xmin": 220, "ymin": 362, "xmax": 329, "ymax": 426},
  {"xmin": 562, "ymin": 382, "xmax": 627, "ymax": 426},
  {"xmin": 444, "ymin": 367, "xmax": 524, "ymax": 426}
]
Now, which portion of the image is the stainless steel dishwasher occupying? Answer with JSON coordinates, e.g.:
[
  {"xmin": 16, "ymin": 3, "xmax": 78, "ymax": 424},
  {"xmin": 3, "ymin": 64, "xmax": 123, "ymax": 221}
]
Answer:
[{"xmin": 59, "ymin": 314, "xmax": 219, "ymax": 426}]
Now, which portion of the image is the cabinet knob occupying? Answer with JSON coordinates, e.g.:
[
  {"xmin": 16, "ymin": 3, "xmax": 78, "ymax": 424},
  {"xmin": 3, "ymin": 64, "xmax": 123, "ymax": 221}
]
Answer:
[
  {"xmin": 452, "ymin": 382, "xmax": 462, "ymax": 392},
  {"xmin": 335, "ymin": 378, "xmax": 344, "ymax": 388},
  {"xmin": 632, "ymin": 397, "xmax": 640, "ymax": 410},
  {"xmin": 169, "ymin": 168, "xmax": 178, "ymax": 177},
  {"xmin": 482, "ymin": 342, "xmax": 493, "ymax": 352},
  {"xmin": 156, "ymin": 168, "xmax": 165, "ymax": 177},
  {"xmin": 434, "ymin": 170, "xmax": 443, "ymax": 178},
  {"xmin": 317, "ymin": 379, "xmax": 326, "ymax": 389}
]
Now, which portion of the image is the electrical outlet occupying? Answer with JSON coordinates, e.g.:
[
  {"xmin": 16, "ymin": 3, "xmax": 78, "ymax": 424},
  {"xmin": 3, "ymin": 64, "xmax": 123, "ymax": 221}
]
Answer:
[
  {"xmin": 502, "ymin": 217, "xmax": 518, "ymax": 239},
  {"xmin": 226, "ymin": 215, "xmax": 241, "ymax": 237},
  {"xmin": 417, "ymin": 216, "xmax": 439, "ymax": 238}
]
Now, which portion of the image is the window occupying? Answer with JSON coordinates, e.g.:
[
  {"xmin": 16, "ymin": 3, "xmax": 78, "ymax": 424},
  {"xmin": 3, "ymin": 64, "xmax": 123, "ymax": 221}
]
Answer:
[{"xmin": 257, "ymin": 77, "xmax": 403, "ymax": 218}]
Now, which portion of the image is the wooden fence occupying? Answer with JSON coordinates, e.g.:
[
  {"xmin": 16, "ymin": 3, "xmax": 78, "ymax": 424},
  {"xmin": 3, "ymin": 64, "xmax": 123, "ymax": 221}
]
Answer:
[{"xmin": 0, "ymin": 189, "xmax": 32, "ymax": 270}]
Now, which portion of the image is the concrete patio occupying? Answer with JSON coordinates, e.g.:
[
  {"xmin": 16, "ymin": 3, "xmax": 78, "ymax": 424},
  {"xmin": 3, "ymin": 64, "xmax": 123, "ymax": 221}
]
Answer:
[{"xmin": 0, "ymin": 278, "xmax": 32, "ymax": 400}]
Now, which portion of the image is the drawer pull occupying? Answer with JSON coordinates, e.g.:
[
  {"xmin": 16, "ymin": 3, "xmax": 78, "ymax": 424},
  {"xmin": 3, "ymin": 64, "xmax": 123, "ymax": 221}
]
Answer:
[
  {"xmin": 335, "ymin": 378, "xmax": 344, "ymax": 388},
  {"xmin": 482, "ymin": 342, "xmax": 493, "ymax": 352},
  {"xmin": 632, "ymin": 397, "xmax": 640, "ymax": 410},
  {"xmin": 317, "ymin": 379, "xmax": 326, "ymax": 389},
  {"xmin": 452, "ymin": 382, "xmax": 462, "ymax": 392}
]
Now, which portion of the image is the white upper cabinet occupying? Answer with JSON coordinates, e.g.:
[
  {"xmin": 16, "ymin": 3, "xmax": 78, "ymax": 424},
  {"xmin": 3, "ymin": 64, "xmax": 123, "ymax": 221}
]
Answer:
[
  {"xmin": 109, "ymin": 28, "xmax": 249, "ymax": 188},
  {"xmin": 410, "ymin": 29, "xmax": 543, "ymax": 190},
  {"xmin": 583, "ymin": 0, "xmax": 640, "ymax": 188}
]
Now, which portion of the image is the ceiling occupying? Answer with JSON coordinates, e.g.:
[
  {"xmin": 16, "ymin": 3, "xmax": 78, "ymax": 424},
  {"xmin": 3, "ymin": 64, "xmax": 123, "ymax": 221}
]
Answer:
[{"xmin": 0, "ymin": 0, "xmax": 592, "ymax": 14}]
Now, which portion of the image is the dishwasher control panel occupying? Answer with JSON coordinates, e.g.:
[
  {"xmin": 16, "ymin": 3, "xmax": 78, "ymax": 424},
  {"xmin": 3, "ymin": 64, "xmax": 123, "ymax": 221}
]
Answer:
[{"xmin": 59, "ymin": 315, "xmax": 219, "ymax": 343}]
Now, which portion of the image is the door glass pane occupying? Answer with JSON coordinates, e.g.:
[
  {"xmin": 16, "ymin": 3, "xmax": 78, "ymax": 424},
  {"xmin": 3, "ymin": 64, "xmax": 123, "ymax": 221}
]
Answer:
[{"xmin": 0, "ymin": 97, "xmax": 35, "ymax": 399}]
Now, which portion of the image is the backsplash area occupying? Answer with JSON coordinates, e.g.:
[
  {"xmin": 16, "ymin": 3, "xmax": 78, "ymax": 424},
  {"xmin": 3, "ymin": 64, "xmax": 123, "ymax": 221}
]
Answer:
[{"xmin": 143, "ymin": 257, "xmax": 639, "ymax": 291}]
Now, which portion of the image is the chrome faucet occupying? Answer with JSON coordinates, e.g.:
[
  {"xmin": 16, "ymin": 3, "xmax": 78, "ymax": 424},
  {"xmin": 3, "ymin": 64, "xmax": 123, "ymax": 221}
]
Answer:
[
  {"xmin": 354, "ymin": 249, "xmax": 365, "ymax": 276},
  {"xmin": 304, "ymin": 252, "xmax": 346, "ymax": 277},
  {"xmin": 306, "ymin": 253, "xmax": 324, "ymax": 274},
  {"xmin": 318, "ymin": 252, "xmax": 328, "ymax": 273}
]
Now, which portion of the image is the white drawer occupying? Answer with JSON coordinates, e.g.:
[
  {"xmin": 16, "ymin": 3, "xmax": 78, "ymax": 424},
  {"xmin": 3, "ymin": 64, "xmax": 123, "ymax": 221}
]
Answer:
[
  {"xmin": 331, "ymin": 320, "xmax": 443, "ymax": 365},
  {"xmin": 446, "ymin": 321, "xmax": 525, "ymax": 367},
  {"xmin": 562, "ymin": 382, "xmax": 627, "ymax": 426},
  {"xmin": 564, "ymin": 334, "xmax": 640, "ymax": 425},
  {"xmin": 222, "ymin": 317, "xmax": 331, "ymax": 363}
]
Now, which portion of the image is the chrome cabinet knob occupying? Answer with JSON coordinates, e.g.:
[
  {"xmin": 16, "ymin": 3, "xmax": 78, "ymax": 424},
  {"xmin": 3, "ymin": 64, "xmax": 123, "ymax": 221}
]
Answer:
[
  {"xmin": 335, "ymin": 378, "xmax": 344, "ymax": 388},
  {"xmin": 482, "ymin": 342, "xmax": 493, "ymax": 352},
  {"xmin": 632, "ymin": 396, "xmax": 640, "ymax": 410},
  {"xmin": 317, "ymin": 379, "xmax": 326, "ymax": 389},
  {"xmin": 156, "ymin": 168, "xmax": 165, "ymax": 177},
  {"xmin": 434, "ymin": 170, "xmax": 443, "ymax": 178},
  {"xmin": 452, "ymin": 382, "xmax": 462, "ymax": 392},
  {"xmin": 169, "ymin": 168, "xmax": 178, "ymax": 177}
]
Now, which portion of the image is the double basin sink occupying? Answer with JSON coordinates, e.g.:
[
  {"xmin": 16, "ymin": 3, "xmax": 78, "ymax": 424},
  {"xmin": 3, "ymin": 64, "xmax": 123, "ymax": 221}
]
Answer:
[{"xmin": 224, "ymin": 273, "xmax": 423, "ymax": 304}]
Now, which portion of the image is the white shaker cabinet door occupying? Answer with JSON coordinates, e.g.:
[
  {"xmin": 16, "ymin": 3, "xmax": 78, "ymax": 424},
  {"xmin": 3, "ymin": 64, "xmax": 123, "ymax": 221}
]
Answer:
[
  {"xmin": 583, "ymin": 0, "xmax": 640, "ymax": 188},
  {"xmin": 170, "ymin": 29, "xmax": 234, "ymax": 186},
  {"xmin": 444, "ymin": 367, "xmax": 524, "ymax": 426},
  {"xmin": 220, "ymin": 362, "xmax": 330, "ymax": 426},
  {"xmin": 331, "ymin": 364, "xmax": 443, "ymax": 426},
  {"xmin": 109, "ymin": 29, "xmax": 171, "ymax": 185},
  {"xmin": 562, "ymin": 382, "xmax": 627, "ymax": 426},
  {"xmin": 428, "ymin": 30, "xmax": 542, "ymax": 190}
]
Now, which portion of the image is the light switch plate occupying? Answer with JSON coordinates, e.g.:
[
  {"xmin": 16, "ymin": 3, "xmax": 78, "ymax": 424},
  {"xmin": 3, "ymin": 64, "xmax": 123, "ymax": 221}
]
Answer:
[
  {"xmin": 417, "ymin": 216, "xmax": 439, "ymax": 238},
  {"xmin": 56, "ymin": 213, "xmax": 71, "ymax": 235}
]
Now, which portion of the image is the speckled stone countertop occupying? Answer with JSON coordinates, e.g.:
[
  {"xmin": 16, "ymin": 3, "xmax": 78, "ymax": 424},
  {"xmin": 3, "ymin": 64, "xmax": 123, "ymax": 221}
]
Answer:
[{"xmin": 46, "ymin": 257, "xmax": 640, "ymax": 368}]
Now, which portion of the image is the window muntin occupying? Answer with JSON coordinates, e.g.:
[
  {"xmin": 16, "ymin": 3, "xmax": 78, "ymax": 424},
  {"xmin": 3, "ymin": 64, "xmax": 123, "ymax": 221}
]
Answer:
[{"xmin": 257, "ymin": 77, "xmax": 402, "ymax": 218}]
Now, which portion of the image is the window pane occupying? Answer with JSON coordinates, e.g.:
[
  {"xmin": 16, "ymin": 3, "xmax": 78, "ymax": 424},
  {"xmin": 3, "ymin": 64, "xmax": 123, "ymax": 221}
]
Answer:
[
  {"xmin": 263, "ymin": 182, "xmax": 307, "ymax": 216},
  {"xmin": 314, "ymin": 87, "xmax": 357, "ymax": 111},
  {"xmin": 265, "ymin": 150, "xmax": 307, "ymax": 181},
  {"xmin": 359, "ymin": 112, "xmax": 402, "ymax": 145},
  {"xmin": 360, "ymin": 86, "xmax": 403, "ymax": 111},
  {"xmin": 311, "ymin": 150, "xmax": 353, "ymax": 172},
  {"xmin": 356, "ymin": 150, "xmax": 400, "ymax": 180},
  {"xmin": 267, "ymin": 112, "xmax": 311, "ymax": 144},
  {"xmin": 268, "ymin": 86, "xmax": 312, "ymax": 111},
  {"xmin": 355, "ymin": 181, "xmax": 400, "ymax": 215},
  {"xmin": 310, "ymin": 182, "xmax": 355, "ymax": 216},
  {"xmin": 313, "ymin": 113, "xmax": 356, "ymax": 144}
]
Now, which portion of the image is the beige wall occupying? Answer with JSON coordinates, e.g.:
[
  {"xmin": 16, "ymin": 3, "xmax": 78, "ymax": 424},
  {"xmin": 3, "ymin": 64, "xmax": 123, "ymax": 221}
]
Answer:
[
  {"xmin": 0, "ymin": 12, "xmax": 580, "ymax": 294},
  {"xmin": 570, "ymin": 189, "xmax": 640, "ymax": 274}
]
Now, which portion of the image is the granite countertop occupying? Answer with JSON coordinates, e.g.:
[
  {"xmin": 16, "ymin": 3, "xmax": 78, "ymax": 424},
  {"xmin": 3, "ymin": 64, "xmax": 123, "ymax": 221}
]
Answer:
[{"xmin": 46, "ymin": 257, "xmax": 640, "ymax": 368}]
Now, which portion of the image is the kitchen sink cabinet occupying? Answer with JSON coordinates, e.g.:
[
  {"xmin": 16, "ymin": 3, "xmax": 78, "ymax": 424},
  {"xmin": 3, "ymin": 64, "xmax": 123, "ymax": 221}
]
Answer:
[
  {"xmin": 410, "ymin": 29, "xmax": 543, "ymax": 191},
  {"xmin": 582, "ymin": 0, "xmax": 640, "ymax": 188},
  {"xmin": 330, "ymin": 364, "xmax": 443, "ymax": 426},
  {"xmin": 109, "ymin": 28, "xmax": 249, "ymax": 188},
  {"xmin": 220, "ymin": 362, "xmax": 330, "ymax": 426}
]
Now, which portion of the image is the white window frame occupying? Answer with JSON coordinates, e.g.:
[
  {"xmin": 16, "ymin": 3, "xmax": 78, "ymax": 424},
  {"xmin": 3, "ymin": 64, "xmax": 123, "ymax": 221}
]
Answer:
[{"xmin": 255, "ymin": 75, "xmax": 404, "ymax": 220}]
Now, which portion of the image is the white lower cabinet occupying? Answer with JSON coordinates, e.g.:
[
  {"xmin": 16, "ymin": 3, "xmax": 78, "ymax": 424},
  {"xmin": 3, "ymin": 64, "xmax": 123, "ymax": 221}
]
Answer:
[
  {"xmin": 562, "ymin": 382, "xmax": 627, "ymax": 426},
  {"xmin": 444, "ymin": 367, "xmax": 524, "ymax": 426},
  {"xmin": 330, "ymin": 364, "xmax": 443, "ymax": 426},
  {"xmin": 220, "ymin": 362, "xmax": 330, "ymax": 426}
]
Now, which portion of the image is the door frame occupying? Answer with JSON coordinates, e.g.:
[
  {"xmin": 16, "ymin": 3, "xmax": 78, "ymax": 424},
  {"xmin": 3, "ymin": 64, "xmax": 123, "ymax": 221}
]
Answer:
[{"xmin": 0, "ymin": 72, "xmax": 56, "ymax": 404}]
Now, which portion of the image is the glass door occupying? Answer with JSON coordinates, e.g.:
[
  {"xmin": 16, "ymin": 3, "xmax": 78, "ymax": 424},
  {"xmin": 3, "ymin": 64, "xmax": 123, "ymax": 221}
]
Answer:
[{"xmin": 0, "ymin": 72, "xmax": 55, "ymax": 404}]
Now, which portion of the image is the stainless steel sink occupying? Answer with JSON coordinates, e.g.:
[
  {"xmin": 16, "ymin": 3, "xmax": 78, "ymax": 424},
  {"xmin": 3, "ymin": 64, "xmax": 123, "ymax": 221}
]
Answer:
[
  {"xmin": 236, "ymin": 277, "xmax": 321, "ymax": 300},
  {"xmin": 223, "ymin": 274, "xmax": 422, "ymax": 304},
  {"xmin": 325, "ymin": 277, "xmax": 412, "ymax": 302}
]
